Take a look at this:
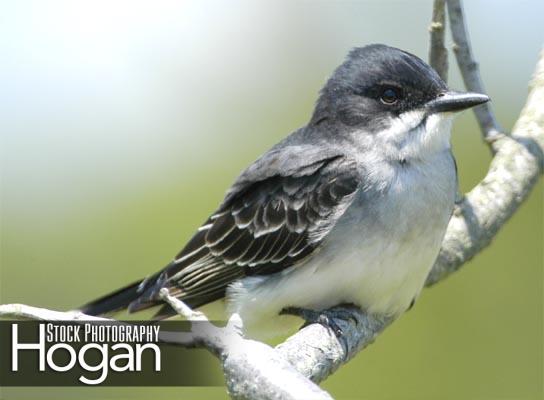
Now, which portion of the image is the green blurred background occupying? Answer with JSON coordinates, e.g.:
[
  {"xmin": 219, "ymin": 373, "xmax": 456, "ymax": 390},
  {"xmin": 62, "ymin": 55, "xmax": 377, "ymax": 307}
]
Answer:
[{"xmin": 1, "ymin": 0, "xmax": 542, "ymax": 399}]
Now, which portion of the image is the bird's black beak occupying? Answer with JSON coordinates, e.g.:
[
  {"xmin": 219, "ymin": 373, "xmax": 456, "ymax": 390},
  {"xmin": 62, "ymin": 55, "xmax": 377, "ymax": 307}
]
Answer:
[{"xmin": 426, "ymin": 91, "xmax": 490, "ymax": 113}]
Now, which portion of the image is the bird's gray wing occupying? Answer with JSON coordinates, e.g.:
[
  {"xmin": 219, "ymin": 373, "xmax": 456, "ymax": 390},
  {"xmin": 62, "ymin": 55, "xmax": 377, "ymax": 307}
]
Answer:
[{"xmin": 129, "ymin": 146, "xmax": 361, "ymax": 315}]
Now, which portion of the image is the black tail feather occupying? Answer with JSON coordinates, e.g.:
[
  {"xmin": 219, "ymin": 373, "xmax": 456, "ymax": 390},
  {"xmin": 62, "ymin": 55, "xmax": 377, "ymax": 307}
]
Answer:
[
  {"xmin": 79, "ymin": 280, "xmax": 143, "ymax": 316},
  {"xmin": 79, "ymin": 268, "xmax": 225, "ymax": 318}
]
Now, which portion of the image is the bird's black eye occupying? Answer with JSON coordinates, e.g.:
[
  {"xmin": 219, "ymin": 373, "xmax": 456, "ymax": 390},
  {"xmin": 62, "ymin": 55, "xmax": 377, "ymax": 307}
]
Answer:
[{"xmin": 380, "ymin": 87, "xmax": 399, "ymax": 105}]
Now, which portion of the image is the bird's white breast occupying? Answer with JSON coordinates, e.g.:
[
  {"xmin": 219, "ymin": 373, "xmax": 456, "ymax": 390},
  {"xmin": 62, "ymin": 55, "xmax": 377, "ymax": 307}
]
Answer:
[{"xmin": 227, "ymin": 139, "xmax": 456, "ymax": 339}]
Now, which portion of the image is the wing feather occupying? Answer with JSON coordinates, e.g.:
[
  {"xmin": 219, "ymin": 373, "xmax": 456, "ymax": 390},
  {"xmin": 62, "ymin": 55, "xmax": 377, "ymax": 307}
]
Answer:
[{"xmin": 131, "ymin": 152, "xmax": 361, "ymax": 312}]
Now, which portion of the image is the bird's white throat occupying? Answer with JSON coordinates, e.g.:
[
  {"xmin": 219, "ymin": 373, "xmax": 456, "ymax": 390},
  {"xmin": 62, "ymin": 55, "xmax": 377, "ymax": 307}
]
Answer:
[{"xmin": 374, "ymin": 110, "xmax": 454, "ymax": 163}]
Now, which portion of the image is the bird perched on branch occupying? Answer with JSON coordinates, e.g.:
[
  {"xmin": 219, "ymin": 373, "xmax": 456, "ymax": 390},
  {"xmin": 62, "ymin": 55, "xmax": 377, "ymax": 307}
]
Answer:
[{"xmin": 80, "ymin": 44, "xmax": 489, "ymax": 338}]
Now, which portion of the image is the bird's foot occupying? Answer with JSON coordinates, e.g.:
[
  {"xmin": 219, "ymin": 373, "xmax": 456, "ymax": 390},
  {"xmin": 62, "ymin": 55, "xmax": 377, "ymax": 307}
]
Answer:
[{"xmin": 280, "ymin": 304, "xmax": 360, "ymax": 337}]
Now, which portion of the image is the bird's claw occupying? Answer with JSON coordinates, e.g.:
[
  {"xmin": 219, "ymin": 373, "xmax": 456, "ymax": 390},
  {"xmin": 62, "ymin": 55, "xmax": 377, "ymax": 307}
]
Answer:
[{"xmin": 281, "ymin": 305, "xmax": 360, "ymax": 338}]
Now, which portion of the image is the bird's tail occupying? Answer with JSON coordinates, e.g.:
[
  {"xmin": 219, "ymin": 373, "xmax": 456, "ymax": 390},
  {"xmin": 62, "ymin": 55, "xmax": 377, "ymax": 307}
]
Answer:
[{"xmin": 79, "ymin": 279, "xmax": 144, "ymax": 316}]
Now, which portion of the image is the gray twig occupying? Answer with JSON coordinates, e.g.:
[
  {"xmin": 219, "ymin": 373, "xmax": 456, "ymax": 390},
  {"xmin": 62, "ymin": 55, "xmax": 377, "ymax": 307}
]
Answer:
[
  {"xmin": 429, "ymin": 0, "xmax": 449, "ymax": 81},
  {"xmin": 447, "ymin": 0, "xmax": 504, "ymax": 148},
  {"xmin": 0, "ymin": 303, "xmax": 109, "ymax": 321}
]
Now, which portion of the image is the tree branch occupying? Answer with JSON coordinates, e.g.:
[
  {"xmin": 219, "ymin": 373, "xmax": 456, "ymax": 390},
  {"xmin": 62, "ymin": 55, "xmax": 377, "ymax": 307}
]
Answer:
[
  {"xmin": 427, "ymin": 48, "xmax": 544, "ymax": 284},
  {"xmin": 158, "ymin": 290, "xmax": 334, "ymax": 400},
  {"xmin": 0, "ymin": 298, "xmax": 333, "ymax": 399},
  {"xmin": 1, "ymin": 3, "xmax": 542, "ymax": 399}
]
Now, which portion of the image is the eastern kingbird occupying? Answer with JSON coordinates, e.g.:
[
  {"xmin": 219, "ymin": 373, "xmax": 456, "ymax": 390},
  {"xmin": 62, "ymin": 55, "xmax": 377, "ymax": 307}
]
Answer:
[{"xmin": 81, "ymin": 44, "xmax": 489, "ymax": 338}]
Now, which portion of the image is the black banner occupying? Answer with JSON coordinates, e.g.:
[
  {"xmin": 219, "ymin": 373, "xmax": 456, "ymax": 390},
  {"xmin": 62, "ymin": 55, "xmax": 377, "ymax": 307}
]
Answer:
[{"xmin": 0, "ymin": 321, "xmax": 224, "ymax": 386}]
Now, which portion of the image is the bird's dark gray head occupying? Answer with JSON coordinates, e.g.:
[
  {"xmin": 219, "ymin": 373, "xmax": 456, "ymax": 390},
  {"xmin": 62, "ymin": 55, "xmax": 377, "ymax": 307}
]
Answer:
[{"xmin": 311, "ymin": 44, "xmax": 488, "ymax": 128}]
